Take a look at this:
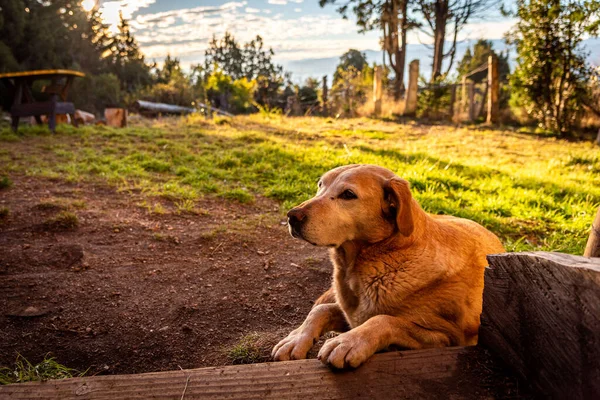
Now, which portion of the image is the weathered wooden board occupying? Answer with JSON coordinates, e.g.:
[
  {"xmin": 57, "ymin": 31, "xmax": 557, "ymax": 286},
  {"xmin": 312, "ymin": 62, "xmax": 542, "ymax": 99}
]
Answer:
[
  {"xmin": 480, "ymin": 252, "xmax": 600, "ymax": 399},
  {"xmin": 0, "ymin": 346, "xmax": 523, "ymax": 400}
]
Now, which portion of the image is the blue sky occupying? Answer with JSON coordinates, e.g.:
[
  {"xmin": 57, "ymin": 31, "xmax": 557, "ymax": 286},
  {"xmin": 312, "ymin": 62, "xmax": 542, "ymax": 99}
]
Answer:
[{"xmin": 91, "ymin": 0, "xmax": 514, "ymax": 69}]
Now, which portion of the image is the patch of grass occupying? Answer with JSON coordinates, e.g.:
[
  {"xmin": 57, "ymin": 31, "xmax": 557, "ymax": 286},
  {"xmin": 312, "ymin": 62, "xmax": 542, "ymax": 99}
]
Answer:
[
  {"xmin": 225, "ymin": 333, "xmax": 270, "ymax": 365},
  {"xmin": 0, "ymin": 207, "xmax": 9, "ymax": 219},
  {"xmin": 43, "ymin": 211, "xmax": 79, "ymax": 231},
  {"xmin": 221, "ymin": 188, "xmax": 254, "ymax": 204},
  {"xmin": 0, "ymin": 353, "xmax": 86, "ymax": 385},
  {"xmin": 0, "ymin": 176, "xmax": 12, "ymax": 190},
  {"xmin": 2, "ymin": 116, "xmax": 599, "ymax": 254}
]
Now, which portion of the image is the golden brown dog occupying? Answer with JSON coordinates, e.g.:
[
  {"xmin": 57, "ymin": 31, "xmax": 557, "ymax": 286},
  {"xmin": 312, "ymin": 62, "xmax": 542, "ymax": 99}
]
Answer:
[{"xmin": 272, "ymin": 164, "xmax": 504, "ymax": 369}]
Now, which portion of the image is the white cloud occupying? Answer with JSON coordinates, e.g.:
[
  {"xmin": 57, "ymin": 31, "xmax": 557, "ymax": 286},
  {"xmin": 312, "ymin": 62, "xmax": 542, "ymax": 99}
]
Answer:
[
  {"xmin": 267, "ymin": 0, "xmax": 288, "ymax": 5},
  {"xmin": 290, "ymin": 0, "xmax": 304, "ymax": 3},
  {"xmin": 100, "ymin": 0, "xmax": 156, "ymax": 33},
  {"xmin": 294, "ymin": 8, "xmax": 301, "ymax": 12},
  {"xmin": 109, "ymin": 1, "xmax": 512, "ymax": 67}
]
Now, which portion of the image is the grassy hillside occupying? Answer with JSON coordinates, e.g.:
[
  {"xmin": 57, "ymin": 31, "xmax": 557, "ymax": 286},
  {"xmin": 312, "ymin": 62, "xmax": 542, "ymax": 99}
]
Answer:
[{"xmin": 1, "ymin": 115, "xmax": 599, "ymax": 254}]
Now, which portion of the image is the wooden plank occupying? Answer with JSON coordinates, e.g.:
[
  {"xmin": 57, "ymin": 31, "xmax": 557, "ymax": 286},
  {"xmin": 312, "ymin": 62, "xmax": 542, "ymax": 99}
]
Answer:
[
  {"xmin": 0, "ymin": 346, "xmax": 524, "ymax": 400},
  {"xmin": 0, "ymin": 70, "xmax": 85, "ymax": 79},
  {"xmin": 480, "ymin": 252, "xmax": 600, "ymax": 399},
  {"xmin": 584, "ymin": 207, "xmax": 600, "ymax": 257}
]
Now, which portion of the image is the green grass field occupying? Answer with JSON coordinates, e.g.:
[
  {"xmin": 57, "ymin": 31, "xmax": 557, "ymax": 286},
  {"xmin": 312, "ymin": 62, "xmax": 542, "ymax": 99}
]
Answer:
[{"xmin": 1, "ymin": 114, "xmax": 599, "ymax": 254}]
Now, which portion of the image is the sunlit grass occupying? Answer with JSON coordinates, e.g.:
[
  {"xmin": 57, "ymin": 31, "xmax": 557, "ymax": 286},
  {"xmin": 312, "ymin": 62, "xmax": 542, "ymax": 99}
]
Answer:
[
  {"xmin": 1, "ymin": 114, "xmax": 599, "ymax": 254},
  {"xmin": 0, "ymin": 354, "xmax": 86, "ymax": 385}
]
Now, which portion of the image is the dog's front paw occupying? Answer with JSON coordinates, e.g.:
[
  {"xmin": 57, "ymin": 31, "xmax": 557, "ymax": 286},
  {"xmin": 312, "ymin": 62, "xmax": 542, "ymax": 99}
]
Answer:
[
  {"xmin": 272, "ymin": 330, "xmax": 316, "ymax": 361},
  {"xmin": 317, "ymin": 330, "xmax": 376, "ymax": 369}
]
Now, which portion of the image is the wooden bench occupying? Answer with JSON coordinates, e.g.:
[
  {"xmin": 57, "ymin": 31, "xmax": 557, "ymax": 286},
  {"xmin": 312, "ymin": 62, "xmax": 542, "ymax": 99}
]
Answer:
[{"xmin": 1, "ymin": 252, "xmax": 598, "ymax": 399}]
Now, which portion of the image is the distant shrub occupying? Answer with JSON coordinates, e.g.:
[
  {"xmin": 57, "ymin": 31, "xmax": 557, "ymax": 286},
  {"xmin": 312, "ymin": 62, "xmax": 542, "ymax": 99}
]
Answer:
[
  {"xmin": 134, "ymin": 69, "xmax": 196, "ymax": 108},
  {"xmin": 72, "ymin": 73, "xmax": 121, "ymax": 115},
  {"xmin": 205, "ymin": 70, "xmax": 256, "ymax": 114}
]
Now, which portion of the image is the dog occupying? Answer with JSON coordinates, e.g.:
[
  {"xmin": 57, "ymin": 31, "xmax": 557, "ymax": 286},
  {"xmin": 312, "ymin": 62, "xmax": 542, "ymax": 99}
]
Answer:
[{"xmin": 272, "ymin": 164, "xmax": 505, "ymax": 369}]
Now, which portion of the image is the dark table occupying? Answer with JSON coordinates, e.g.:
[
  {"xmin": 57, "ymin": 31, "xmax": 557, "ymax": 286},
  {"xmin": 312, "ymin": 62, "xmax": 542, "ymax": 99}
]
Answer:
[{"xmin": 0, "ymin": 69, "xmax": 85, "ymax": 132}]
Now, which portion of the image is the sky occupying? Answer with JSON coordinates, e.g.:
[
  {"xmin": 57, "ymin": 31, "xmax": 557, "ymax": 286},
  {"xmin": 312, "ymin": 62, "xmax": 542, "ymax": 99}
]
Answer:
[{"xmin": 86, "ymin": 0, "xmax": 515, "ymax": 71}]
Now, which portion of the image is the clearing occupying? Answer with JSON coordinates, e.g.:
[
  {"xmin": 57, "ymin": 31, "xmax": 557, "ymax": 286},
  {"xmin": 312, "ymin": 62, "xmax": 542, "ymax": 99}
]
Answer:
[{"xmin": 0, "ymin": 115, "xmax": 599, "ymax": 376}]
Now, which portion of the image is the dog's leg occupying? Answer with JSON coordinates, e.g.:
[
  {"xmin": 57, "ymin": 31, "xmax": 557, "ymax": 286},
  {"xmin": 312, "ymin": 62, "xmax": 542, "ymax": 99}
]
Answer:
[
  {"xmin": 314, "ymin": 287, "xmax": 336, "ymax": 305},
  {"xmin": 272, "ymin": 303, "xmax": 349, "ymax": 361},
  {"xmin": 317, "ymin": 314, "xmax": 454, "ymax": 369}
]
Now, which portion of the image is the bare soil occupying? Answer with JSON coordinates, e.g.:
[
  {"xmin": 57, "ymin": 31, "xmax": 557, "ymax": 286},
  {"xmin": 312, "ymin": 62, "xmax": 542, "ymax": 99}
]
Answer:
[{"xmin": 0, "ymin": 176, "xmax": 331, "ymax": 375}]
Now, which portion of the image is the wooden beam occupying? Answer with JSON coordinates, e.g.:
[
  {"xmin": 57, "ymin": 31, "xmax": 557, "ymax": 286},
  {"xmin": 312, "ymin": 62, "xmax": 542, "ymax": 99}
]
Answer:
[
  {"xmin": 0, "ymin": 347, "xmax": 524, "ymax": 399},
  {"xmin": 480, "ymin": 252, "xmax": 600, "ymax": 399},
  {"xmin": 584, "ymin": 207, "xmax": 600, "ymax": 257}
]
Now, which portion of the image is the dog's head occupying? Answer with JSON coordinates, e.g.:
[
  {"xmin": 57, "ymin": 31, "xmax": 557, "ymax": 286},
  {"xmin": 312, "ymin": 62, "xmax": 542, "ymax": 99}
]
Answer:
[{"xmin": 287, "ymin": 164, "xmax": 415, "ymax": 247}]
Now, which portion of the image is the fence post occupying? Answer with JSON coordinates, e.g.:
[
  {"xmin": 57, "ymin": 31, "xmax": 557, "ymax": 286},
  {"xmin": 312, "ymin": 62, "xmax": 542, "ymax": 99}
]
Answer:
[
  {"xmin": 373, "ymin": 66, "xmax": 383, "ymax": 117},
  {"xmin": 404, "ymin": 60, "xmax": 419, "ymax": 116},
  {"xmin": 322, "ymin": 75, "xmax": 328, "ymax": 116},
  {"xmin": 487, "ymin": 54, "xmax": 499, "ymax": 124},
  {"xmin": 467, "ymin": 81, "xmax": 475, "ymax": 121}
]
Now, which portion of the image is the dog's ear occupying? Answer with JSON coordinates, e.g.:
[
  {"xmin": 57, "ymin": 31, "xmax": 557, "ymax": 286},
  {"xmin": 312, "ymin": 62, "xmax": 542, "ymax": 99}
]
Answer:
[{"xmin": 383, "ymin": 178, "xmax": 414, "ymax": 237}]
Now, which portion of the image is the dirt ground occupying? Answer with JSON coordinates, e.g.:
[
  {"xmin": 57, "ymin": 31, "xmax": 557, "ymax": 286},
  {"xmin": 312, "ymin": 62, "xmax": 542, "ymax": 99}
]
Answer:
[{"xmin": 0, "ymin": 176, "xmax": 332, "ymax": 375}]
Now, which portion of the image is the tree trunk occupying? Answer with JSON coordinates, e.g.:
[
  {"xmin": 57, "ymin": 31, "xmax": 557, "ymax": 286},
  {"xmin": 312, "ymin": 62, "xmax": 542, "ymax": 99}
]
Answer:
[{"xmin": 431, "ymin": 0, "xmax": 449, "ymax": 82}]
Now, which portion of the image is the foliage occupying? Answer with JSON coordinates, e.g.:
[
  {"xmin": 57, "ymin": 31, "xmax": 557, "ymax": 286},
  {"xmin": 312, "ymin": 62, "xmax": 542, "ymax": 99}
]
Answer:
[
  {"xmin": 416, "ymin": 75, "xmax": 453, "ymax": 118},
  {"xmin": 333, "ymin": 49, "xmax": 369, "ymax": 84},
  {"xmin": 135, "ymin": 58, "xmax": 196, "ymax": 107},
  {"xmin": 0, "ymin": 353, "xmax": 85, "ymax": 384},
  {"xmin": 103, "ymin": 12, "xmax": 154, "ymax": 93},
  {"xmin": 1, "ymin": 116, "xmax": 598, "ymax": 255},
  {"xmin": 0, "ymin": 2, "xmax": 153, "ymax": 112},
  {"xmin": 330, "ymin": 65, "xmax": 374, "ymax": 116},
  {"xmin": 204, "ymin": 33, "xmax": 287, "ymax": 108},
  {"xmin": 320, "ymin": 0, "xmax": 417, "ymax": 98},
  {"xmin": 506, "ymin": 0, "xmax": 600, "ymax": 135},
  {"xmin": 205, "ymin": 70, "xmax": 256, "ymax": 114},
  {"xmin": 72, "ymin": 73, "xmax": 121, "ymax": 115},
  {"xmin": 457, "ymin": 39, "xmax": 510, "ymax": 82}
]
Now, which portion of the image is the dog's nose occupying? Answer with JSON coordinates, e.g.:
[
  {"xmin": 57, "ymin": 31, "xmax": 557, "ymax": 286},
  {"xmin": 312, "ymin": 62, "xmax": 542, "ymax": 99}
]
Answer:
[{"xmin": 287, "ymin": 208, "xmax": 306, "ymax": 231}]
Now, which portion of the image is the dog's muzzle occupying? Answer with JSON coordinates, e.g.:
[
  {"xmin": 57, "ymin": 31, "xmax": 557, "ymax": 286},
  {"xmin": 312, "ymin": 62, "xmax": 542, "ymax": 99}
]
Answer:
[{"xmin": 287, "ymin": 207, "xmax": 306, "ymax": 239}]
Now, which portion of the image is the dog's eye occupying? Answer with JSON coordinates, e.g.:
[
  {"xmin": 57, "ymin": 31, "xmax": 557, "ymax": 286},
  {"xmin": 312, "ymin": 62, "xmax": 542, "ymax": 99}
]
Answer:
[{"xmin": 339, "ymin": 189, "xmax": 357, "ymax": 200}]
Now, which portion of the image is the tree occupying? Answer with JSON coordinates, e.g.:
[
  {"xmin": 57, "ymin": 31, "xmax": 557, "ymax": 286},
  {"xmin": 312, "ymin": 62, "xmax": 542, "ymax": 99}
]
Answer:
[
  {"xmin": 204, "ymin": 32, "xmax": 286, "ymax": 108},
  {"xmin": 320, "ymin": 0, "xmax": 417, "ymax": 100},
  {"xmin": 507, "ymin": 0, "xmax": 600, "ymax": 134},
  {"xmin": 456, "ymin": 39, "xmax": 510, "ymax": 82},
  {"xmin": 417, "ymin": 0, "xmax": 499, "ymax": 81},
  {"xmin": 333, "ymin": 49, "xmax": 368, "ymax": 83},
  {"xmin": 105, "ymin": 11, "xmax": 153, "ymax": 92}
]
